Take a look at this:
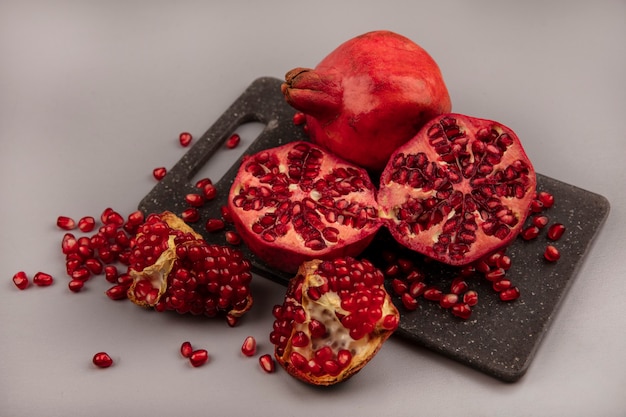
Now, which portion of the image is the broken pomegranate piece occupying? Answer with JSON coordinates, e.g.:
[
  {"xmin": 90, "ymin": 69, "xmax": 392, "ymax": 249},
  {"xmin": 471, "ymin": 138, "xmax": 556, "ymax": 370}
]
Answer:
[
  {"xmin": 271, "ymin": 257, "xmax": 399, "ymax": 386},
  {"xmin": 378, "ymin": 114, "xmax": 537, "ymax": 266},
  {"xmin": 125, "ymin": 211, "xmax": 253, "ymax": 323},
  {"xmin": 228, "ymin": 141, "xmax": 382, "ymax": 273}
]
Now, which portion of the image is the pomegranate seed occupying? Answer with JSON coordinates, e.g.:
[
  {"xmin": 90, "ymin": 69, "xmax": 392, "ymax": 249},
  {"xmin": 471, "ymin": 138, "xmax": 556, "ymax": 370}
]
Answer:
[
  {"xmin": 85, "ymin": 258, "xmax": 103, "ymax": 275},
  {"xmin": 203, "ymin": 183, "xmax": 217, "ymax": 200},
  {"xmin": 12, "ymin": 271, "xmax": 29, "ymax": 290},
  {"xmin": 106, "ymin": 284, "xmax": 128, "ymax": 300},
  {"xmin": 241, "ymin": 336, "xmax": 257, "ymax": 357},
  {"xmin": 56, "ymin": 216, "xmax": 76, "ymax": 230},
  {"xmin": 33, "ymin": 272, "xmax": 53, "ymax": 287},
  {"xmin": 450, "ymin": 277, "xmax": 468, "ymax": 295},
  {"xmin": 493, "ymin": 278, "xmax": 512, "ymax": 292},
  {"xmin": 520, "ymin": 225, "xmax": 540, "ymax": 240},
  {"xmin": 538, "ymin": 191, "xmax": 555, "ymax": 208},
  {"xmin": 126, "ymin": 210, "xmax": 145, "ymax": 227},
  {"xmin": 409, "ymin": 281, "xmax": 427, "ymax": 298},
  {"xmin": 385, "ymin": 264, "xmax": 400, "ymax": 277},
  {"xmin": 423, "ymin": 287, "xmax": 443, "ymax": 301},
  {"xmin": 68, "ymin": 279, "xmax": 84, "ymax": 292},
  {"xmin": 496, "ymin": 255, "xmax": 512, "ymax": 270},
  {"xmin": 71, "ymin": 267, "xmax": 91, "ymax": 281},
  {"xmin": 104, "ymin": 210, "xmax": 124, "ymax": 226},
  {"xmin": 532, "ymin": 215, "xmax": 549, "ymax": 229},
  {"xmin": 226, "ymin": 314, "xmax": 239, "ymax": 327},
  {"xmin": 195, "ymin": 177, "xmax": 212, "ymax": 188},
  {"xmin": 391, "ymin": 278, "xmax": 408, "ymax": 295},
  {"xmin": 104, "ymin": 265, "xmax": 118, "ymax": 283},
  {"xmin": 78, "ymin": 216, "xmax": 96, "ymax": 232},
  {"xmin": 530, "ymin": 199, "xmax": 544, "ymax": 213},
  {"xmin": 463, "ymin": 290, "xmax": 479, "ymax": 306},
  {"xmin": 259, "ymin": 354, "xmax": 275, "ymax": 373},
  {"xmin": 225, "ymin": 133, "xmax": 241, "ymax": 149},
  {"xmin": 180, "ymin": 341, "xmax": 193, "ymax": 358},
  {"xmin": 185, "ymin": 193, "xmax": 205, "ymax": 207},
  {"xmin": 293, "ymin": 112, "xmax": 306, "ymax": 125},
  {"xmin": 500, "ymin": 286, "xmax": 521, "ymax": 301},
  {"xmin": 544, "ymin": 245, "xmax": 561, "ymax": 262},
  {"xmin": 401, "ymin": 293, "xmax": 419, "ymax": 310},
  {"xmin": 547, "ymin": 223, "xmax": 566, "ymax": 241},
  {"xmin": 100, "ymin": 208, "xmax": 114, "ymax": 224},
  {"xmin": 179, "ymin": 132, "xmax": 193, "ymax": 147},
  {"xmin": 92, "ymin": 352, "xmax": 113, "ymax": 368},
  {"xmin": 220, "ymin": 205, "xmax": 233, "ymax": 223},
  {"xmin": 189, "ymin": 349, "xmax": 209, "ymax": 367},
  {"xmin": 439, "ymin": 293, "xmax": 459, "ymax": 309},
  {"xmin": 205, "ymin": 218, "xmax": 225, "ymax": 232},
  {"xmin": 225, "ymin": 231, "xmax": 241, "ymax": 245},
  {"xmin": 181, "ymin": 208, "xmax": 200, "ymax": 223},
  {"xmin": 484, "ymin": 267, "xmax": 506, "ymax": 282},
  {"xmin": 451, "ymin": 303, "xmax": 472, "ymax": 320},
  {"xmin": 61, "ymin": 233, "xmax": 78, "ymax": 255},
  {"xmin": 153, "ymin": 167, "xmax": 167, "ymax": 181}
]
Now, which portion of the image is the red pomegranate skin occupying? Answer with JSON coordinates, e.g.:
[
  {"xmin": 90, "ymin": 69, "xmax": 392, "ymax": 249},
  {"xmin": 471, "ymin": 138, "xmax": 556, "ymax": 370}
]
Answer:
[{"xmin": 282, "ymin": 30, "xmax": 451, "ymax": 172}]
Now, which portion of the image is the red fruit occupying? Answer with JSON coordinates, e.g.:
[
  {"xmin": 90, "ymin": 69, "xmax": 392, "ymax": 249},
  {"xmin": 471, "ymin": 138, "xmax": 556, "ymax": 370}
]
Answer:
[
  {"xmin": 544, "ymin": 245, "xmax": 561, "ymax": 262},
  {"xmin": 281, "ymin": 30, "xmax": 451, "ymax": 172},
  {"xmin": 12, "ymin": 271, "xmax": 29, "ymax": 290},
  {"xmin": 153, "ymin": 167, "xmax": 167, "ymax": 181},
  {"xmin": 185, "ymin": 193, "xmax": 205, "ymax": 207},
  {"xmin": 179, "ymin": 132, "xmax": 193, "ymax": 147},
  {"xmin": 56, "ymin": 216, "xmax": 76, "ymax": 230},
  {"xmin": 125, "ymin": 212, "xmax": 254, "ymax": 323},
  {"xmin": 189, "ymin": 349, "xmax": 209, "ymax": 367},
  {"xmin": 500, "ymin": 286, "xmax": 521, "ymax": 301},
  {"xmin": 259, "ymin": 354, "xmax": 276, "ymax": 373},
  {"xmin": 378, "ymin": 114, "xmax": 536, "ymax": 266},
  {"xmin": 33, "ymin": 272, "xmax": 54, "ymax": 286},
  {"xmin": 520, "ymin": 225, "xmax": 540, "ymax": 240},
  {"xmin": 68, "ymin": 279, "xmax": 84, "ymax": 292},
  {"xmin": 205, "ymin": 218, "xmax": 225, "ymax": 233},
  {"xmin": 547, "ymin": 223, "xmax": 566, "ymax": 241},
  {"xmin": 271, "ymin": 257, "xmax": 399, "ymax": 386},
  {"xmin": 225, "ymin": 133, "xmax": 241, "ymax": 149},
  {"xmin": 180, "ymin": 341, "xmax": 193, "ymax": 358},
  {"xmin": 78, "ymin": 216, "xmax": 96, "ymax": 232},
  {"xmin": 241, "ymin": 336, "xmax": 257, "ymax": 357},
  {"xmin": 228, "ymin": 141, "xmax": 382, "ymax": 273},
  {"xmin": 93, "ymin": 352, "xmax": 113, "ymax": 368},
  {"xmin": 181, "ymin": 208, "xmax": 200, "ymax": 223}
]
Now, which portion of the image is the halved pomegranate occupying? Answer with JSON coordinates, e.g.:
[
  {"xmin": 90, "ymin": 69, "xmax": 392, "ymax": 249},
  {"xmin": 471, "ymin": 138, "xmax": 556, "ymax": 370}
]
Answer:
[
  {"xmin": 378, "ymin": 114, "xmax": 536, "ymax": 265},
  {"xmin": 270, "ymin": 257, "xmax": 399, "ymax": 386},
  {"xmin": 125, "ymin": 211, "xmax": 253, "ymax": 324},
  {"xmin": 228, "ymin": 141, "xmax": 381, "ymax": 273}
]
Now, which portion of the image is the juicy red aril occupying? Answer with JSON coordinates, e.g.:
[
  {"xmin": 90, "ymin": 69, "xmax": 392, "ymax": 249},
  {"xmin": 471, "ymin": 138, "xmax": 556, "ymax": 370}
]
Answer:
[
  {"xmin": 544, "ymin": 245, "xmax": 561, "ymax": 262},
  {"xmin": 401, "ymin": 293, "xmax": 419, "ymax": 310},
  {"xmin": 181, "ymin": 208, "xmax": 200, "ymax": 223},
  {"xmin": 203, "ymin": 184, "xmax": 217, "ymax": 200},
  {"xmin": 493, "ymin": 278, "xmax": 512, "ymax": 292},
  {"xmin": 195, "ymin": 178, "xmax": 212, "ymax": 189},
  {"xmin": 241, "ymin": 336, "xmax": 257, "ymax": 357},
  {"xmin": 538, "ymin": 191, "xmax": 554, "ymax": 208},
  {"xmin": 205, "ymin": 218, "xmax": 225, "ymax": 232},
  {"xmin": 56, "ymin": 216, "xmax": 76, "ymax": 230},
  {"xmin": 106, "ymin": 284, "xmax": 128, "ymax": 300},
  {"xmin": 189, "ymin": 349, "xmax": 209, "ymax": 367},
  {"xmin": 450, "ymin": 277, "xmax": 468, "ymax": 294},
  {"xmin": 68, "ymin": 279, "xmax": 84, "ymax": 292},
  {"xmin": 391, "ymin": 278, "xmax": 408, "ymax": 295},
  {"xmin": 293, "ymin": 112, "xmax": 306, "ymax": 125},
  {"xmin": 547, "ymin": 223, "xmax": 566, "ymax": 241},
  {"xmin": 259, "ymin": 354, "xmax": 276, "ymax": 373},
  {"xmin": 12, "ymin": 271, "xmax": 29, "ymax": 290},
  {"xmin": 185, "ymin": 193, "xmax": 205, "ymax": 207},
  {"xmin": 451, "ymin": 303, "xmax": 472, "ymax": 320},
  {"xmin": 180, "ymin": 341, "xmax": 193, "ymax": 358},
  {"xmin": 225, "ymin": 231, "xmax": 241, "ymax": 245},
  {"xmin": 500, "ymin": 286, "xmax": 521, "ymax": 301},
  {"xmin": 153, "ymin": 167, "xmax": 167, "ymax": 181},
  {"xmin": 463, "ymin": 290, "xmax": 479, "ymax": 306},
  {"xmin": 78, "ymin": 216, "xmax": 96, "ymax": 232},
  {"xmin": 93, "ymin": 352, "xmax": 113, "ymax": 368},
  {"xmin": 520, "ymin": 225, "xmax": 540, "ymax": 240},
  {"xmin": 104, "ymin": 265, "xmax": 118, "ymax": 283},
  {"xmin": 423, "ymin": 287, "xmax": 443, "ymax": 301},
  {"xmin": 179, "ymin": 132, "xmax": 193, "ymax": 147},
  {"xmin": 225, "ymin": 133, "xmax": 241, "ymax": 149},
  {"xmin": 33, "ymin": 272, "xmax": 53, "ymax": 286},
  {"xmin": 439, "ymin": 293, "xmax": 458, "ymax": 309},
  {"xmin": 532, "ymin": 215, "xmax": 549, "ymax": 229}
]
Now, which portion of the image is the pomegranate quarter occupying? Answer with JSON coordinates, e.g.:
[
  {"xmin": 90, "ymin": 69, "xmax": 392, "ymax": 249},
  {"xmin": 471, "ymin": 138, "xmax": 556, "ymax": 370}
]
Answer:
[
  {"xmin": 378, "ymin": 114, "xmax": 536, "ymax": 266},
  {"xmin": 228, "ymin": 141, "xmax": 382, "ymax": 273},
  {"xmin": 271, "ymin": 257, "xmax": 399, "ymax": 386}
]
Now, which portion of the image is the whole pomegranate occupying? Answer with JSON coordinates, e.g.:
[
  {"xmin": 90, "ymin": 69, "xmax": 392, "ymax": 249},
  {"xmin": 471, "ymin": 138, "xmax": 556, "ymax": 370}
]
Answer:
[
  {"xmin": 123, "ymin": 211, "xmax": 254, "ymax": 324},
  {"xmin": 281, "ymin": 30, "xmax": 451, "ymax": 172},
  {"xmin": 377, "ymin": 114, "xmax": 536, "ymax": 266},
  {"xmin": 270, "ymin": 257, "xmax": 399, "ymax": 386},
  {"xmin": 228, "ymin": 141, "xmax": 381, "ymax": 273}
]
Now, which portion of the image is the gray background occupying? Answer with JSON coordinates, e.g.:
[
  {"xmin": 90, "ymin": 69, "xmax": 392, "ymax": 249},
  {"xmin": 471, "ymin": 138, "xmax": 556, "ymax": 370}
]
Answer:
[{"xmin": 1, "ymin": 1, "xmax": 625, "ymax": 416}]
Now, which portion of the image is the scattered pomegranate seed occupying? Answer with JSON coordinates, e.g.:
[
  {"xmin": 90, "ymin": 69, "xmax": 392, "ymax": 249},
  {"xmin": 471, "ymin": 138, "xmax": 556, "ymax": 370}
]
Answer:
[
  {"xmin": 409, "ymin": 281, "xmax": 427, "ymax": 298},
  {"xmin": 153, "ymin": 167, "xmax": 167, "ymax": 181},
  {"xmin": 189, "ymin": 349, "xmax": 209, "ymax": 367},
  {"xmin": 530, "ymin": 199, "xmax": 544, "ymax": 213},
  {"xmin": 180, "ymin": 341, "xmax": 193, "ymax": 358},
  {"xmin": 78, "ymin": 216, "xmax": 96, "ymax": 232},
  {"xmin": 440, "ymin": 293, "xmax": 459, "ymax": 309},
  {"xmin": 179, "ymin": 132, "xmax": 193, "ymax": 147},
  {"xmin": 185, "ymin": 193, "xmax": 205, "ymax": 207},
  {"xmin": 463, "ymin": 290, "xmax": 479, "ymax": 306},
  {"xmin": 220, "ymin": 205, "xmax": 233, "ymax": 223},
  {"xmin": 450, "ymin": 277, "xmax": 468, "ymax": 295},
  {"xmin": 126, "ymin": 210, "xmax": 145, "ymax": 227},
  {"xmin": 451, "ymin": 303, "xmax": 472, "ymax": 320},
  {"xmin": 292, "ymin": 112, "xmax": 306, "ymax": 125},
  {"xmin": 106, "ymin": 284, "xmax": 128, "ymax": 300},
  {"xmin": 259, "ymin": 354, "xmax": 275, "ymax": 373},
  {"xmin": 225, "ymin": 231, "xmax": 241, "ymax": 245},
  {"xmin": 520, "ymin": 225, "xmax": 540, "ymax": 240},
  {"xmin": 56, "ymin": 216, "xmax": 76, "ymax": 230},
  {"xmin": 93, "ymin": 352, "xmax": 113, "ymax": 368},
  {"xmin": 241, "ymin": 336, "xmax": 257, "ymax": 357},
  {"xmin": 104, "ymin": 265, "xmax": 118, "ymax": 283},
  {"xmin": 493, "ymin": 278, "xmax": 512, "ymax": 292},
  {"xmin": 532, "ymin": 215, "xmax": 549, "ymax": 229},
  {"xmin": 181, "ymin": 208, "xmax": 200, "ymax": 223},
  {"xmin": 195, "ymin": 177, "xmax": 212, "ymax": 188},
  {"xmin": 538, "ymin": 191, "xmax": 555, "ymax": 208},
  {"xmin": 401, "ymin": 292, "xmax": 419, "ymax": 310},
  {"xmin": 496, "ymin": 255, "xmax": 512, "ymax": 270},
  {"xmin": 500, "ymin": 286, "xmax": 521, "ymax": 301},
  {"xmin": 12, "ymin": 271, "xmax": 29, "ymax": 290},
  {"xmin": 423, "ymin": 287, "xmax": 443, "ymax": 301},
  {"xmin": 547, "ymin": 223, "xmax": 566, "ymax": 241},
  {"xmin": 391, "ymin": 278, "xmax": 408, "ymax": 295},
  {"xmin": 33, "ymin": 272, "xmax": 53, "ymax": 287},
  {"xmin": 202, "ymin": 183, "xmax": 217, "ymax": 200},
  {"xmin": 68, "ymin": 279, "xmax": 84, "ymax": 292},
  {"xmin": 205, "ymin": 218, "xmax": 225, "ymax": 233},
  {"xmin": 544, "ymin": 245, "xmax": 561, "ymax": 262},
  {"xmin": 225, "ymin": 133, "xmax": 241, "ymax": 149}
]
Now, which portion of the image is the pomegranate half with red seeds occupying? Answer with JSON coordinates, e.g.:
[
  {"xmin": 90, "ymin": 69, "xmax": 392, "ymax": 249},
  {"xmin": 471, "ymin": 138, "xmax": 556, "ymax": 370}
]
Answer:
[
  {"xmin": 281, "ymin": 30, "xmax": 451, "ymax": 172},
  {"xmin": 271, "ymin": 257, "xmax": 399, "ymax": 386},
  {"xmin": 125, "ymin": 211, "xmax": 253, "ymax": 324},
  {"xmin": 228, "ymin": 141, "xmax": 381, "ymax": 273},
  {"xmin": 378, "ymin": 114, "xmax": 536, "ymax": 266}
]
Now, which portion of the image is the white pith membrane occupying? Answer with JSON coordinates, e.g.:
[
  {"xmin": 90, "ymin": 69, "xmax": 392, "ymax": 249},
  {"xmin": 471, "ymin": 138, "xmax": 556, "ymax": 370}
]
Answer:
[
  {"xmin": 278, "ymin": 259, "xmax": 399, "ymax": 385},
  {"xmin": 378, "ymin": 115, "xmax": 536, "ymax": 265}
]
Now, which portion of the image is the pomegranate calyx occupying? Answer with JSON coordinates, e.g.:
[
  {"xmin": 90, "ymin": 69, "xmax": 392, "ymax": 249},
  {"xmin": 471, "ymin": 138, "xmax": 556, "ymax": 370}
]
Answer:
[{"xmin": 282, "ymin": 67, "xmax": 343, "ymax": 118}]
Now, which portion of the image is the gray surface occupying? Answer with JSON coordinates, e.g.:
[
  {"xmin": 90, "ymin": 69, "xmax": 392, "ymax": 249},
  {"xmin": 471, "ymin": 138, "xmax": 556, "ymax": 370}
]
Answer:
[{"xmin": 1, "ymin": 1, "xmax": 625, "ymax": 416}]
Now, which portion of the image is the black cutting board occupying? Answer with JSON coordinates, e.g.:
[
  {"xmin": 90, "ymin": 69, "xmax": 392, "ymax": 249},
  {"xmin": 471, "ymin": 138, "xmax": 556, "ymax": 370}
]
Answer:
[{"xmin": 138, "ymin": 77, "xmax": 610, "ymax": 382}]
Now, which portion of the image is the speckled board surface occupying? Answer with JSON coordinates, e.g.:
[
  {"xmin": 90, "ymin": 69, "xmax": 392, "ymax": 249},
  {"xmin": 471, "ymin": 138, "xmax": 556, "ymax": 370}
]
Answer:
[{"xmin": 138, "ymin": 77, "xmax": 610, "ymax": 382}]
